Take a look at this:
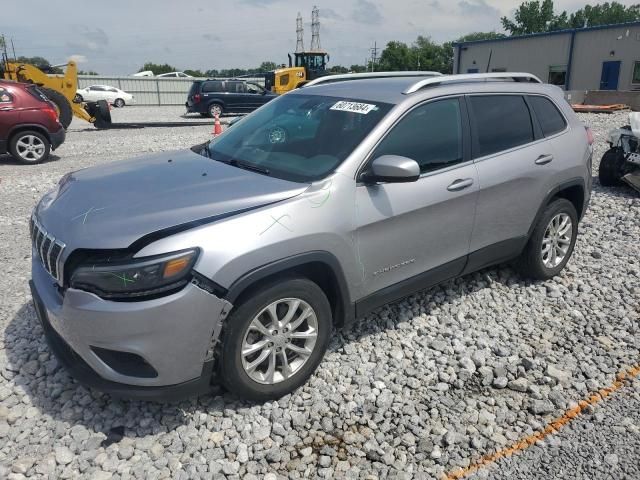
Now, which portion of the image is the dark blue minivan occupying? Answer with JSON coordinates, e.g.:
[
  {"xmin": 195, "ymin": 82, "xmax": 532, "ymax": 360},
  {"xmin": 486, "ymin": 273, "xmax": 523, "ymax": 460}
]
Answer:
[{"xmin": 186, "ymin": 79, "xmax": 277, "ymax": 117}]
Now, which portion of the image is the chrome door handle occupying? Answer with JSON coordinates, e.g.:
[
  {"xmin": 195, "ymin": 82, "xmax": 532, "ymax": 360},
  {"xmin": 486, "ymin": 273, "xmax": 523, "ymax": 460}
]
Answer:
[
  {"xmin": 447, "ymin": 178, "xmax": 474, "ymax": 191},
  {"xmin": 535, "ymin": 154, "xmax": 554, "ymax": 165}
]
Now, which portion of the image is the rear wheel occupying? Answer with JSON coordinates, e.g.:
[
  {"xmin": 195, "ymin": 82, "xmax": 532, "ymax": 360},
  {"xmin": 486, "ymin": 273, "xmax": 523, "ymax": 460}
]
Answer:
[
  {"xmin": 208, "ymin": 103, "xmax": 223, "ymax": 118},
  {"xmin": 113, "ymin": 98, "xmax": 125, "ymax": 108},
  {"xmin": 517, "ymin": 198, "xmax": 578, "ymax": 280},
  {"xmin": 219, "ymin": 278, "xmax": 331, "ymax": 401},
  {"xmin": 598, "ymin": 148, "xmax": 626, "ymax": 186},
  {"xmin": 9, "ymin": 130, "xmax": 50, "ymax": 164},
  {"xmin": 40, "ymin": 88, "xmax": 73, "ymax": 129}
]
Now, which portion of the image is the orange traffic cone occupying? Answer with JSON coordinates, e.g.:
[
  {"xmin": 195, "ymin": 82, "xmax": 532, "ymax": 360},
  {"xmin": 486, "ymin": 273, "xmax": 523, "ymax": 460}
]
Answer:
[{"xmin": 213, "ymin": 114, "xmax": 223, "ymax": 136}]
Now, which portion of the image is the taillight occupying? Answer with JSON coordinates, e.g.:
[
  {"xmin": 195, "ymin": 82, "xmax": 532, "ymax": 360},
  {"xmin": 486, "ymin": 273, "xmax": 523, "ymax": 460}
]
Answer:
[
  {"xmin": 585, "ymin": 126, "xmax": 594, "ymax": 145},
  {"xmin": 193, "ymin": 94, "xmax": 201, "ymax": 103},
  {"xmin": 42, "ymin": 107, "xmax": 59, "ymax": 123}
]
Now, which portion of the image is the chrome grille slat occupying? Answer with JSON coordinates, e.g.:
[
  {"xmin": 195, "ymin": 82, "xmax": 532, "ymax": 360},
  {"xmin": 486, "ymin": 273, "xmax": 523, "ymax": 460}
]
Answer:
[{"xmin": 30, "ymin": 214, "xmax": 65, "ymax": 285}]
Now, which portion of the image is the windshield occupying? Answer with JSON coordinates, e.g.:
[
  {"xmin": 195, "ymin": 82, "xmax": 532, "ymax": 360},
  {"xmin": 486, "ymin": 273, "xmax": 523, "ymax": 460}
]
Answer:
[{"xmin": 207, "ymin": 93, "xmax": 392, "ymax": 182}]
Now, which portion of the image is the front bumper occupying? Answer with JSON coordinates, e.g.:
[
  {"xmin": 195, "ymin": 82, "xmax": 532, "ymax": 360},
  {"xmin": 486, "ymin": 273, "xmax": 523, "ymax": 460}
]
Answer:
[
  {"xmin": 50, "ymin": 127, "xmax": 65, "ymax": 150},
  {"xmin": 30, "ymin": 257, "xmax": 232, "ymax": 400}
]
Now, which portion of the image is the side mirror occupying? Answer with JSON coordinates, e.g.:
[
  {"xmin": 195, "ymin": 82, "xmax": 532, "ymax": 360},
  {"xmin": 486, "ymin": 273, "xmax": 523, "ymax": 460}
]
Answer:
[{"xmin": 361, "ymin": 155, "xmax": 420, "ymax": 184}]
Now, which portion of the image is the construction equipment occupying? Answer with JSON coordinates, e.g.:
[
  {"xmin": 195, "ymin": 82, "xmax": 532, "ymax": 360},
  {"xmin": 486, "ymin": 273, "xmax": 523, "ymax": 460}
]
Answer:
[
  {"xmin": 1, "ymin": 58, "xmax": 95, "ymax": 129},
  {"xmin": 264, "ymin": 7, "xmax": 330, "ymax": 95},
  {"xmin": 265, "ymin": 51, "xmax": 330, "ymax": 95}
]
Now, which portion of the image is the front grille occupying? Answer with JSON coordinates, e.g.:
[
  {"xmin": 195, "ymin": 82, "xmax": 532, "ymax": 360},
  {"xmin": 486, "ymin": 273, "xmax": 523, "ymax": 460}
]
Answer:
[{"xmin": 30, "ymin": 215, "xmax": 65, "ymax": 284}]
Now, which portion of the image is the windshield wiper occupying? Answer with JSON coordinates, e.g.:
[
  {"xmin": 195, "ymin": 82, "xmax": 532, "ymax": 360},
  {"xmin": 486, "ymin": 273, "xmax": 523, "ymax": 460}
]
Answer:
[{"xmin": 229, "ymin": 158, "xmax": 271, "ymax": 175}]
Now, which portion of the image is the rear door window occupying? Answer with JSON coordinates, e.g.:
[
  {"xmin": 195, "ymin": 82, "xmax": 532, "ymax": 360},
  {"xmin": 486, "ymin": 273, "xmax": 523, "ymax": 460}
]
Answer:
[
  {"xmin": 469, "ymin": 95, "xmax": 534, "ymax": 157},
  {"xmin": 228, "ymin": 81, "xmax": 246, "ymax": 93},
  {"xmin": 528, "ymin": 95, "xmax": 567, "ymax": 137},
  {"xmin": 202, "ymin": 81, "xmax": 223, "ymax": 93}
]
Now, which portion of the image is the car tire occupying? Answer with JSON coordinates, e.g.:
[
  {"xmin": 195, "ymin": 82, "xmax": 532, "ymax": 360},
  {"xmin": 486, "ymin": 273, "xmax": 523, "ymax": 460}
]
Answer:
[
  {"xmin": 208, "ymin": 103, "xmax": 224, "ymax": 118},
  {"xmin": 219, "ymin": 277, "xmax": 332, "ymax": 401},
  {"xmin": 73, "ymin": 94, "xmax": 83, "ymax": 103},
  {"xmin": 40, "ymin": 87, "xmax": 73, "ymax": 129},
  {"xmin": 598, "ymin": 148, "xmax": 626, "ymax": 187},
  {"xmin": 9, "ymin": 130, "xmax": 51, "ymax": 165},
  {"xmin": 517, "ymin": 198, "xmax": 578, "ymax": 281},
  {"xmin": 114, "ymin": 98, "xmax": 125, "ymax": 108}
]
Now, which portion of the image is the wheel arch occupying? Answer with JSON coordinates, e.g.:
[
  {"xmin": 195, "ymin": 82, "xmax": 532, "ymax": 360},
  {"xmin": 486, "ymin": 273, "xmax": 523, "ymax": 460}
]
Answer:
[
  {"xmin": 8, "ymin": 124, "xmax": 51, "ymax": 143},
  {"xmin": 224, "ymin": 251, "xmax": 354, "ymax": 327},
  {"xmin": 528, "ymin": 178, "xmax": 586, "ymax": 238}
]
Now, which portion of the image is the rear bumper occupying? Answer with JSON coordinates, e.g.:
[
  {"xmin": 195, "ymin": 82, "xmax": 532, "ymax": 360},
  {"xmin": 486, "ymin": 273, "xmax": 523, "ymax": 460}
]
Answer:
[
  {"xmin": 50, "ymin": 127, "xmax": 65, "ymax": 150},
  {"xmin": 29, "ymin": 256, "xmax": 232, "ymax": 401}
]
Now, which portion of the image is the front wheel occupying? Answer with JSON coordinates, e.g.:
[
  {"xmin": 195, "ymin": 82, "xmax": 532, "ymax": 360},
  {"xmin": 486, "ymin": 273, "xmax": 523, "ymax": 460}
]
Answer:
[
  {"xmin": 219, "ymin": 278, "xmax": 331, "ymax": 401},
  {"xmin": 113, "ymin": 98, "xmax": 125, "ymax": 108},
  {"xmin": 517, "ymin": 198, "xmax": 578, "ymax": 280}
]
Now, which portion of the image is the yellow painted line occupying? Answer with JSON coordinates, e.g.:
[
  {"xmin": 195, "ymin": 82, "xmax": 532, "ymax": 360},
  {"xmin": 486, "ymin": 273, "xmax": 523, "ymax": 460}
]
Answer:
[{"xmin": 444, "ymin": 364, "xmax": 640, "ymax": 480}]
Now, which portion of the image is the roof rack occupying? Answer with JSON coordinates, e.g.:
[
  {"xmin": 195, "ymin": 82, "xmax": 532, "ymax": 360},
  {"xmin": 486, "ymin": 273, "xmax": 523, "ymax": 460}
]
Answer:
[
  {"xmin": 403, "ymin": 72, "xmax": 542, "ymax": 94},
  {"xmin": 303, "ymin": 71, "xmax": 443, "ymax": 88}
]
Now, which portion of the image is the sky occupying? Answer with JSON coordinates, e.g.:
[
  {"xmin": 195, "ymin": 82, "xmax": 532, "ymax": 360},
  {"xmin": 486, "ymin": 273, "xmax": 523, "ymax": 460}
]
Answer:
[{"xmin": 1, "ymin": 0, "xmax": 637, "ymax": 74}]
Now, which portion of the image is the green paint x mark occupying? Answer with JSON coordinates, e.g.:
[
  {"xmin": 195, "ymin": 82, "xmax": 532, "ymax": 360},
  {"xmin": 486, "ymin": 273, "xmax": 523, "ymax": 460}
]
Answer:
[{"xmin": 108, "ymin": 272, "xmax": 136, "ymax": 287}]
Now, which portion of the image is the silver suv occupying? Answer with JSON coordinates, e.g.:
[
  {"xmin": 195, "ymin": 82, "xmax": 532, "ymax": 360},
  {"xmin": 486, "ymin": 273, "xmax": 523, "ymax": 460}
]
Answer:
[{"xmin": 29, "ymin": 73, "xmax": 592, "ymax": 401}]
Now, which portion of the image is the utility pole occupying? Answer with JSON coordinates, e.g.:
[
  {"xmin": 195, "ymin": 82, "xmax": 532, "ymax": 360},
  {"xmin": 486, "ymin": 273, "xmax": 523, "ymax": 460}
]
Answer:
[
  {"xmin": 296, "ymin": 12, "xmax": 304, "ymax": 53},
  {"xmin": 369, "ymin": 42, "xmax": 378, "ymax": 72}
]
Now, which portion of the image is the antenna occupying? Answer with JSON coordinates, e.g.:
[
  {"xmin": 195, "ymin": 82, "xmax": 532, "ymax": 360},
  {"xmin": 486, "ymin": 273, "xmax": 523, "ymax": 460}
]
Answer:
[
  {"xmin": 296, "ymin": 12, "xmax": 304, "ymax": 53},
  {"xmin": 310, "ymin": 6, "xmax": 321, "ymax": 51}
]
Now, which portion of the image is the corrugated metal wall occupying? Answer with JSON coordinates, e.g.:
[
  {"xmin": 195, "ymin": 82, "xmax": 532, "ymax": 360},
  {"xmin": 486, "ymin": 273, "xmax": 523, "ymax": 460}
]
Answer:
[{"xmin": 77, "ymin": 76, "xmax": 265, "ymax": 105}]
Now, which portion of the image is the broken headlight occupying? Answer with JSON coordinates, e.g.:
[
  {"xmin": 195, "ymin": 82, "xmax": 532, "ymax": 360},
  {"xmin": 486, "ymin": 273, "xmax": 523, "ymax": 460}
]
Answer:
[{"xmin": 70, "ymin": 249, "xmax": 199, "ymax": 300}]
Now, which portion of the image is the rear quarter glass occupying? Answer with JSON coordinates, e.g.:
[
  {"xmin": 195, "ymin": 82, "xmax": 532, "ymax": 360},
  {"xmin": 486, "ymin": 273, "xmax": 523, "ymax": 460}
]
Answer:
[{"xmin": 26, "ymin": 86, "xmax": 50, "ymax": 103}]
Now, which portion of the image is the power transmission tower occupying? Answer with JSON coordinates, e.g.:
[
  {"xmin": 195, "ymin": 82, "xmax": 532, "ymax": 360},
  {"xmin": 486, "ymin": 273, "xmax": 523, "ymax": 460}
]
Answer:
[
  {"xmin": 296, "ymin": 12, "xmax": 304, "ymax": 53},
  {"xmin": 369, "ymin": 42, "xmax": 378, "ymax": 71},
  {"xmin": 310, "ymin": 6, "xmax": 321, "ymax": 51}
]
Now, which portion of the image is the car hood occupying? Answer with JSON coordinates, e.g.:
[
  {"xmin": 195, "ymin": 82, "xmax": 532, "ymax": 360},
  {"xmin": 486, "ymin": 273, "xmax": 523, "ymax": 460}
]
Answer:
[{"xmin": 35, "ymin": 148, "xmax": 308, "ymax": 251}]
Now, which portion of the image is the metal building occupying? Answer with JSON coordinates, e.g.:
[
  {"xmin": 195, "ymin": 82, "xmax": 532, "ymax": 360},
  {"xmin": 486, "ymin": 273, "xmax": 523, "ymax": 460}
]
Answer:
[{"xmin": 453, "ymin": 21, "xmax": 640, "ymax": 97}]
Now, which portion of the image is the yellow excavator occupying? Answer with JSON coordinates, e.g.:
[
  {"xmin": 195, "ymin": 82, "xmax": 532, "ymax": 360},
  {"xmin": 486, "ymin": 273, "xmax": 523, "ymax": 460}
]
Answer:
[
  {"xmin": 0, "ymin": 59, "xmax": 106, "ymax": 128},
  {"xmin": 265, "ymin": 51, "xmax": 329, "ymax": 95}
]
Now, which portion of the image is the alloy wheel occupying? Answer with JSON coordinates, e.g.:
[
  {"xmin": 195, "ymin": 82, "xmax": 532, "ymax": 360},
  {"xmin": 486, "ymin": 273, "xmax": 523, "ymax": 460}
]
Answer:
[
  {"xmin": 15, "ymin": 135, "xmax": 46, "ymax": 162},
  {"xmin": 541, "ymin": 212, "xmax": 572, "ymax": 268},
  {"xmin": 241, "ymin": 298, "xmax": 318, "ymax": 385}
]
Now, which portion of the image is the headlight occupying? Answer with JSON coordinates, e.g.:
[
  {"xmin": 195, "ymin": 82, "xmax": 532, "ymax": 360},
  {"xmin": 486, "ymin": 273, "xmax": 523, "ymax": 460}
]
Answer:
[{"xmin": 70, "ymin": 249, "xmax": 198, "ymax": 300}]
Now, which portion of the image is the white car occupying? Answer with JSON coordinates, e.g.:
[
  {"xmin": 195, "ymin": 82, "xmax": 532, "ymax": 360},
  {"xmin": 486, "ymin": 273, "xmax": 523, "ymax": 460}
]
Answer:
[
  {"xmin": 156, "ymin": 71, "xmax": 193, "ymax": 78},
  {"xmin": 74, "ymin": 85, "xmax": 135, "ymax": 107}
]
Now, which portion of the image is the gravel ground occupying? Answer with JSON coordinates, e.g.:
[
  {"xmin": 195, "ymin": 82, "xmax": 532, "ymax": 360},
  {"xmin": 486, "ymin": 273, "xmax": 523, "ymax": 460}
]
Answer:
[{"xmin": 0, "ymin": 108, "xmax": 638, "ymax": 479}]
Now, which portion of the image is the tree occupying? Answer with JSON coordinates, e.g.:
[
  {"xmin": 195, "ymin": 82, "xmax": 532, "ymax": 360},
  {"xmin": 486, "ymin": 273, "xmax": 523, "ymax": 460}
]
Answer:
[
  {"xmin": 349, "ymin": 64, "xmax": 367, "ymax": 73},
  {"xmin": 258, "ymin": 61, "xmax": 277, "ymax": 72},
  {"xmin": 183, "ymin": 69, "xmax": 205, "ymax": 77},
  {"xmin": 15, "ymin": 56, "xmax": 63, "ymax": 73},
  {"xmin": 78, "ymin": 70, "xmax": 99, "ymax": 75},
  {"xmin": 329, "ymin": 65, "xmax": 349, "ymax": 74},
  {"xmin": 412, "ymin": 36, "xmax": 451, "ymax": 72},
  {"xmin": 501, "ymin": 0, "xmax": 561, "ymax": 35},
  {"xmin": 139, "ymin": 62, "xmax": 177, "ymax": 75},
  {"xmin": 568, "ymin": 2, "xmax": 640, "ymax": 28},
  {"xmin": 456, "ymin": 31, "xmax": 507, "ymax": 42},
  {"xmin": 378, "ymin": 41, "xmax": 414, "ymax": 71}
]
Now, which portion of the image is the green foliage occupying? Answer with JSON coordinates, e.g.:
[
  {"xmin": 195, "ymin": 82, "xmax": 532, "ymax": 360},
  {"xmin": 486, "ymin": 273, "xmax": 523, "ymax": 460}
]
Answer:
[
  {"xmin": 183, "ymin": 69, "xmax": 205, "ymax": 77},
  {"xmin": 456, "ymin": 32, "xmax": 507, "ymax": 42},
  {"xmin": 501, "ymin": 1, "xmax": 640, "ymax": 35},
  {"xmin": 568, "ymin": 2, "xmax": 640, "ymax": 28},
  {"xmin": 258, "ymin": 61, "xmax": 277, "ymax": 72},
  {"xmin": 139, "ymin": 62, "xmax": 177, "ymax": 75},
  {"xmin": 78, "ymin": 70, "xmax": 99, "ymax": 75},
  {"xmin": 329, "ymin": 65, "xmax": 349, "ymax": 73},
  {"xmin": 349, "ymin": 64, "xmax": 367, "ymax": 73},
  {"xmin": 16, "ymin": 56, "xmax": 63, "ymax": 73}
]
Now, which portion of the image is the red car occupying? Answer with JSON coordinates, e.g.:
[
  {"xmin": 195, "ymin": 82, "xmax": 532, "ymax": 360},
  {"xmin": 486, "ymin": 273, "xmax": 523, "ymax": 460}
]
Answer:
[{"xmin": 0, "ymin": 80, "xmax": 66, "ymax": 164}]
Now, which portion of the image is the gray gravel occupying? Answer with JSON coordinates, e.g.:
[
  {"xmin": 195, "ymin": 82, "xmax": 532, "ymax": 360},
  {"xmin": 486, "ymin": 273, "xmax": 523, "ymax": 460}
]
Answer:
[{"xmin": 0, "ymin": 107, "xmax": 638, "ymax": 479}]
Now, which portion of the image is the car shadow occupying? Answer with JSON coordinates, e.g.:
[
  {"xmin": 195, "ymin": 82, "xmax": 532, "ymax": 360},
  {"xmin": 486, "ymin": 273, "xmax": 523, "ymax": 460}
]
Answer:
[
  {"xmin": 0, "ymin": 153, "xmax": 61, "ymax": 165},
  {"xmin": 5, "ymin": 262, "xmax": 521, "ymax": 441}
]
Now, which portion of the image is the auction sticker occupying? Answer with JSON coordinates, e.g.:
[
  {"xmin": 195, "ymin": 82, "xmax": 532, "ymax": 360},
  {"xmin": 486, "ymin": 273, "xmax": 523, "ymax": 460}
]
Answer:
[{"xmin": 330, "ymin": 101, "xmax": 378, "ymax": 114}]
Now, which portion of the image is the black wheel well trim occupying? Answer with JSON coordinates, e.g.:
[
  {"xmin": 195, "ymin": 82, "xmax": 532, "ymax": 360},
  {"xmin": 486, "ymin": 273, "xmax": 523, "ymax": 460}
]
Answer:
[
  {"xmin": 8, "ymin": 124, "xmax": 51, "ymax": 143},
  {"xmin": 208, "ymin": 100, "xmax": 225, "ymax": 109},
  {"xmin": 528, "ymin": 178, "xmax": 586, "ymax": 238},
  {"xmin": 223, "ymin": 251, "xmax": 354, "ymax": 327}
]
